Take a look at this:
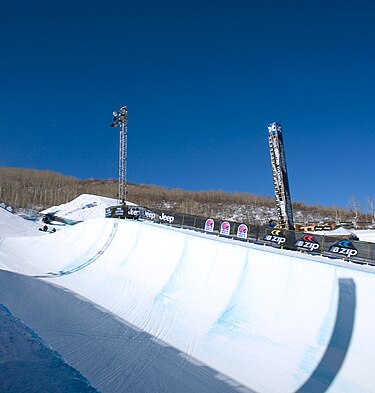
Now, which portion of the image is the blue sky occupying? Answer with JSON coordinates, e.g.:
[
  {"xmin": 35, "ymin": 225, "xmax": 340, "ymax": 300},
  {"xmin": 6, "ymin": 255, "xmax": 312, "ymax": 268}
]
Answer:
[{"xmin": 1, "ymin": 0, "xmax": 374, "ymax": 211}]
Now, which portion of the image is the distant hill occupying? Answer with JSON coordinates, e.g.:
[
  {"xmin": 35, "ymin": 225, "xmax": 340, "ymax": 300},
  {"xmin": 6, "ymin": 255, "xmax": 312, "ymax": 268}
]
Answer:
[{"xmin": 0, "ymin": 167, "xmax": 362, "ymax": 225}]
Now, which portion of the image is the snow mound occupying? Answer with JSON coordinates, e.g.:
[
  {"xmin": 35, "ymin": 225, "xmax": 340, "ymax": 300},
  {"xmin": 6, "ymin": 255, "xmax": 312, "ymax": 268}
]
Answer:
[
  {"xmin": 352, "ymin": 229, "xmax": 375, "ymax": 243},
  {"xmin": 0, "ymin": 208, "xmax": 42, "ymax": 237},
  {"xmin": 0, "ymin": 194, "xmax": 137, "ymax": 239},
  {"xmin": 310, "ymin": 227, "xmax": 375, "ymax": 243},
  {"xmin": 40, "ymin": 194, "xmax": 135, "ymax": 222}
]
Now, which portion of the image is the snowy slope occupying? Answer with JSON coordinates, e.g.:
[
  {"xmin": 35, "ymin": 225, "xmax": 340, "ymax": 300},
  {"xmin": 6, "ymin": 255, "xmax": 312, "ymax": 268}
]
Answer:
[
  {"xmin": 352, "ymin": 229, "xmax": 375, "ymax": 243},
  {"xmin": 41, "ymin": 193, "xmax": 135, "ymax": 221},
  {"xmin": 0, "ymin": 207, "xmax": 43, "ymax": 237},
  {"xmin": 0, "ymin": 212, "xmax": 375, "ymax": 392}
]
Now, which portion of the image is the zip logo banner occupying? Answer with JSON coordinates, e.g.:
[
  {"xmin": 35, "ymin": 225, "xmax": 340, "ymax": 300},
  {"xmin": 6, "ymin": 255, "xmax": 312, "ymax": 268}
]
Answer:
[
  {"xmin": 295, "ymin": 234, "xmax": 321, "ymax": 252},
  {"xmin": 328, "ymin": 240, "xmax": 358, "ymax": 258}
]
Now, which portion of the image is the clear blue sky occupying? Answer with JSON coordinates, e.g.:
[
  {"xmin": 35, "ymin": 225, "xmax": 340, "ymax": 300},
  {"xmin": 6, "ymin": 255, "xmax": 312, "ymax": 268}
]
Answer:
[{"xmin": 1, "ymin": 0, "xmax": 374, "ymax": 211}]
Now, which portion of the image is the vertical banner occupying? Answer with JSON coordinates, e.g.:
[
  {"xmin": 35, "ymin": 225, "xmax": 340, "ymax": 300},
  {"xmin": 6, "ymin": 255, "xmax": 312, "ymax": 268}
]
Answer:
[
  {"xmin": 237, "ymin": 224, "xmax": 248, "ymax": 239},
  {"xmin": 220, "ymin": 221, "xmax": 231, "ymax": 236},
  {"xmin": 267, "ymin": 122, "xmax": 294, "ymax": 230},
  {"xmin": 204, "ymin": 218, "xmax": 215, "ymax": 232}
]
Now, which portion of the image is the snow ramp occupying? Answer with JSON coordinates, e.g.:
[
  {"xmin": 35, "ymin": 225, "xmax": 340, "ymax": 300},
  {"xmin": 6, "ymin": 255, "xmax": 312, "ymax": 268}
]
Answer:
[{"xmin": 0, "ymin": 218, "xmax": 374, "ymax": 393}]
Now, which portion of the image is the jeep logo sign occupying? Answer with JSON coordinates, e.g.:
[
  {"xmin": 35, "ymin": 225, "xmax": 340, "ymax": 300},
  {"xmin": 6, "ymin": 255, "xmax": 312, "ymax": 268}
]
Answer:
[
  {"xmin": 160, "ymin": 212, "xmax": 175, "ymax": 224},
  {"xmin": 127, "ymin": 208, "xmax": 140, "ymax": 217},
  {"xmin": 144, "ymin": 211, "xmax": 156, "ymax": 220}
]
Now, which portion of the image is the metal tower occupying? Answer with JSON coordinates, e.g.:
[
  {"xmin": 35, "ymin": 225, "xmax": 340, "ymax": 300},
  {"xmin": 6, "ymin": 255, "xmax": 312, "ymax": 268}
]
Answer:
[
  {"xmin": 111, "ymin": 106, "xmax": 128, "ymax": 204},
  {"xmin": 267, "ymin": 122, "xmax": 294, "ymax": 230}
]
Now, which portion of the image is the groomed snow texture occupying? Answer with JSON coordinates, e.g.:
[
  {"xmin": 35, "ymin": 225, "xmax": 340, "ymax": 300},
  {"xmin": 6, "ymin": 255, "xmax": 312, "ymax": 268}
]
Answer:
[{"xmin": 1, "ymin": 197, "xmax": 375, "ymax": 392}]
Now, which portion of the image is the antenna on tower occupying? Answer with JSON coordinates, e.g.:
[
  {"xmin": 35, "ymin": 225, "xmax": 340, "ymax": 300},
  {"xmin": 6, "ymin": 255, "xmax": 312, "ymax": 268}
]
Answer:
[{"xmin": 111, "ymin": 105, "xmax": 128, "ymax": 205}]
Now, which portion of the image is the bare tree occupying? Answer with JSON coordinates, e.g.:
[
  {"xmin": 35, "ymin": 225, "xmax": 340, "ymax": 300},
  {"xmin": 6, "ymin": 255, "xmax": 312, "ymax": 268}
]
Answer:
[
  {"xmin": 367, "ymin": 197, "xmax": 375, "ymax": 224},
  {"xmin": 348, "ymin": 195, "xmax": 360, "ymax": 228}
]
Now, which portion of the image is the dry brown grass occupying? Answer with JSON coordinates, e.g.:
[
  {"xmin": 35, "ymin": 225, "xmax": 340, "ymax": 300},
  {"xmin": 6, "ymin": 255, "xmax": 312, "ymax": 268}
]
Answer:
[{"xmin": 0, "ymin": 167, "xmax": 358, "ymax": 224}]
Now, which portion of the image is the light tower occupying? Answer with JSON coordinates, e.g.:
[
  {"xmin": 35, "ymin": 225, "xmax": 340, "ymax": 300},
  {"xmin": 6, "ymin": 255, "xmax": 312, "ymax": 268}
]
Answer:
[
  {"xmin": 267, "ymin": 122, "xmax": 294, "ymax": 230},
  {"xmin": 111, "ymin": 106, "xmax": 128, "ymax": 204}
]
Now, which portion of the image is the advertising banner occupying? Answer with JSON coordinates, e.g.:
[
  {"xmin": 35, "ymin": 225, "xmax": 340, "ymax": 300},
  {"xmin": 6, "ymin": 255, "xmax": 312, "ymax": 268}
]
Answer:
[
  {"xmin": 105, "ymin": 207, "xmax": 112, "ymax": 218},
  {"xmin": 262, "ymin": 228, "xmax": 296, "ymax": 249},
  {"xmin": 126, "ymin": 206, "xmax": 140, "ymax": 219},
  {"xmin": 159, "ymin": 211, "xmax": 176, "ymax": 225},
  {"xmin": 115, "ymin": 207, "xmax": 125, "ymax": 216},
  {"xmin": 322, "ymin": 237, "xmax": 359, "ymax": 259},
  {"xmin": 263, "ymin": 228, "xmax": 288, "ymax": 247},
  {"xmin": 236, "ymin": 224, "xmax": 248, "ymax": 239},
  {"xmin": 105, "ymin": 203, "xmax": 375, "ymax": 265},
  {"xmin": 140, "ymin": 208, "xmax": 160, "ymax": 222},
  {"xmin": 294, "ymin": 233, "xmax": 322, "ymax": 253},
  {"xmin": 106, "ymin": 206, "xmax": 126, "ymax": 218},
  {"xmin": 322, "ymin": 237, "xmax": 372, "ymax": 262},
  {"xmin": 220, "ymin": 221, "xmax": 231, "ymax": 236},
  {"xmin": 315, "ymin": 225, "xmax": 333, "ymax": 231},
  {"xmin": 328, "ymin": 240, "xmax": 358, "ymax": 258},
  {"xmin": 205, "ymin": 218, "xmax": 215, "ymax": 232}
]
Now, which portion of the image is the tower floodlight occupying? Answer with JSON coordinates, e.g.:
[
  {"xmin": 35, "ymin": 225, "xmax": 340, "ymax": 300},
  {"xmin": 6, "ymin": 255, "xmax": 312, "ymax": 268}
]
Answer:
[{"xmin": 111, "ymin": 105, "xmax": 128, "ymax": 204}]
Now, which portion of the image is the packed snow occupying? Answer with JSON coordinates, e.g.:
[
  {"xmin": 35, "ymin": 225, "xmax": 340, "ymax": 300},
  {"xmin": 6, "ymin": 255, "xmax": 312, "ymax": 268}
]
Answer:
[
  {"xmin": 0, "ymin": 207, "xmax": 43, "ymax": 237},
  {"xmin": 1, "ymin": 194, "xmax": 375, "ymax": 392},
  {"xmin": 41, "ymin": 193, "xmax": 123, "ymax": 222}
]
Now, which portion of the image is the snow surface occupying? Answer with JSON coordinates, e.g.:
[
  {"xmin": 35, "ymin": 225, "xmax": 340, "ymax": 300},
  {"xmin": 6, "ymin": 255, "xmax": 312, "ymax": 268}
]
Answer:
[
  {"xmin": 1, "ymin": 194, "xmax": 375, "ymax": 392},
  {"xmin": 0, "ymin": 207, "xmax": 43, "ymax": 237},
  {"xmin": 41, "ymin": 193, "xmax": 135, "ymax": 222},
  {"xmin": 0, "ymin": 303, "xmax": 99, "ymax": 393},
  {"xmin": 352, "ymin": 229, "xmax": 375, "ymax": 243}
]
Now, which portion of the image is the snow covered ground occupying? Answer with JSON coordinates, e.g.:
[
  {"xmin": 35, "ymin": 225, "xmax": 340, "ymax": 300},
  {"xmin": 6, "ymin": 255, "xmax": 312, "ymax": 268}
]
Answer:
[
  {"xmin": 41, "ymin": 193, "xmax": 122, "ymax": 221},
  {"xmin": 1, "ymin": 194, "xmax": 375, "ymax": 392},
  {"xmin": 0, "ymin": 207, "xmax": 43, "ymax": 237}
]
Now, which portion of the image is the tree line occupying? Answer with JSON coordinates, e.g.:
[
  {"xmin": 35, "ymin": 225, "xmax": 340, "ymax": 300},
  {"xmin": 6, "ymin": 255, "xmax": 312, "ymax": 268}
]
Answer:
[{"xmin": 0, "ymin": 167, "xmax": 370, "ymax": 225}]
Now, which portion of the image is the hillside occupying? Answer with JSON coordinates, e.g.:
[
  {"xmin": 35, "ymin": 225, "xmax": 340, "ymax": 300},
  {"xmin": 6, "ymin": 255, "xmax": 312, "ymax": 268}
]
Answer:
[{"xmin": 0, "ymin": 167, "xmax": 363, "ymax": 225}]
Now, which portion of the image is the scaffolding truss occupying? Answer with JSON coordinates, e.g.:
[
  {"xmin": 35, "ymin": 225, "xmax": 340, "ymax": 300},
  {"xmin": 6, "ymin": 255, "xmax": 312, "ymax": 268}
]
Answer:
[{"xmin": 111, "ymin": 106, "xmax": 128, "ymax": 204}]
